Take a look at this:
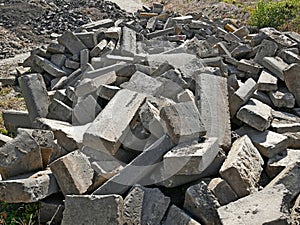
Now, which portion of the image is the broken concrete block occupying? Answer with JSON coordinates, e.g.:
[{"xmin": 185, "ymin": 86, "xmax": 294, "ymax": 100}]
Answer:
[
  {"xmin": 61, "ymin": 194, "xmax": 123, "ymax": 225},
  {"xmin": 40, "ymin": 196, "xmax": 64, "ymax": 224},
  {"xmin": 237, "ymin": 98, "xmax": 272, "ymax": 131},
  {"xmin": 18, "ymin": 73, "xmax": 50, "ymax": 122},
  {"xmin": 92, "ymin": 135, "xmax": 174, "ymax": 195},
  {"xmin": 83, "ymin": 62, "xmax": 126, "ymax": 79},
  {"xmin": 97, "ymin": 84, "xmax": 120, "ymax": 100},
  {"xmin": 47, "ymin": 99, "xmax": 73, "ymax": 123},
  {"xmin": 147, "ymin": 27, "xmax": 175, "ymax": 39},
  {"xmin": 0, "ymin": 133, "xmax": 12, "ymax": 147},
  {"xmin": 291, "ymin": 193, "xmax": 300, "ymax": 224},
  {"xmin": 252, "ymin": 90, "xmax": 274, "ymax": 107},
  {"xmin": 271, "ymin": 110, "xmax": 300, "ymax": 133},
  {"xmin": 220, "ymin": 135, "xmax": 264, "ymax": 198},
  {"xmin": 283, "ymin": 63, "xmax": 300, "ymax": 106},
  {"xmin": 284, "ymin": 131, "xmax": 300, "ymax": 148},
  {"xmin": 218, "ymin": 184, "xmax": 291, "ymax": 225},
  {"xmin": 237, "ymin": 59, "xmax": 263, "ymax": 79},
  {"xmin": 57, "ymin": 30, "xmax": 87, "ymax": 57},
  {"xmin": 160, "ymin": 101, "xmax": 206, "ymax": 144},
  {"xmin": 257, "ymin": 69, "xmax": 278, "ymax": 91},
  {"xmin": 90, "ymin": 39, "xmax": 108, "ymax": 57},
  {"xmin": 2, "ymin": 110, "xmax": 32, "ymax": 133},
  {"xmin": 262, "ymin": 56, "xmax": 289, "ymax": 81},
  {"xmin": 81, "ymin": 18, "xmax": 114, "ymax": 31},
  {"xmin": 266, "ymin": 162, "xmax": 300, "ymax": 199},
  {"xmin": 65, "ymin": 58, "xmax": 80, "ymax": 70},
  {"xmin": 278, "ymin": 49, "xmax": 300, "ymax": 64},
  {"xmin": 121, "ymin": 71, "xmax": 163, "ymax": 95},
  {"xmin": 184, "ymin": 181, "xmax": 221, "ymax": 225},
  {"xmin": 163, "ymin": 137, "xmax": 219, "ymax": 176},
  {"xmin": 208, "ymin": 178, "xmax": 238, "ymax": 206},
  {"xmin": 76, "ymin": 32, "xmax": 97, "ymax": 49},
  {"xmin": 123, "ymin": 185, "xmax": 170, "ymax": 225},
  {"xmin": 72, "ymin": 95, "xmax": 102, "ymax": 125},
  {"xmin": 267, "ymin": 149, "xmax": 300, "ymax": 178},
  {"xmin": 235, "ymin": 126, "xmax": 289, "ymax": 158},
  {"xmin": 254, "ymin": 39, "xmax": 278, "ymax": 63},
  {"xmin": 229, "ymin": 78, "xmax": 257, "ymax": 118},
  {"xmin": 0, "ymin": 169, "xmax": 58, "ymax": 203},
  {"xmin": 195, "ymin": 73, "xmax": 231, "ymax": 150},
  {"xmin": 164, "ymin": 205, "xmax": 201, "ymax": 225},
  {"xmin": 80, "ymin": 49, "xmax": 90, "ymax": 71},
  {"xmin": 34, "ymin": 55, "xmax": 67, "ymax": 77},
  {"xmin": 49, "ymin": 150, "xmax": 94, "ymax": 195},
  {"xmin": 177, "ymin": 89, "xmax": 195, "ymax": 103},
  {"xmin": 0, "ymin": 130, "xmax": 43, "ymax": 179},
  {"xmin": 260, "ymin": 27, "xmax": 298, "ymax": 48},
  {"xmin": 51, "ymin": 54, "xmax": 66, "ymax": 68},
  {"xmin": 120, "ymin": 26, "xmax": 137, "ymax": 56},
  {"xmin": 268, "ymin": 87, "xmax": 295, "ymax": 108},
  {"xmin": 47, "ymin": 42, "xmax": 65, "ymax": 54},
  {"xmin": 83, "ymin": 89, "xmax": 146, "ymax": 155}
]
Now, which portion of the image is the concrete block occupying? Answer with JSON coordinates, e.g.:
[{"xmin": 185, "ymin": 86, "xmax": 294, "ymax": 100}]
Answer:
[
  {"xmin": 73, "ymin": 95, "xmax": 101, "ymax": 125},
  {"xmin": 160, "ymin": 101, "xmax": 206, "ymax": 144},
  {"xmin": 233, "ymin": 26, "xmax": 249, "ymax": 38},
  {"xmin": 151, "ymin": 61, "xmax": 174, "ymax": 77},
  {"xmin": 105, "ymin": 27, "xmax": 122, "ymax": 39},
  {"xmin": 61, "ymin": 194, "xmax": 123, "ymax": 225},
  {"xmin": 257, "ymin": 69, "xmax": 278, "ymax": 91},
  {"xmin": 19, "ymin": 74, "xmax": 50, "ymax": 121},
  {"xmin": 237, "ymin": 98, "xmax": 272, "ymax": 131},
  {"xmin": 262, "ymin": 56, "xmax": 289, "ymax": 81},
  {"xmin": 0, "ymin": 133, "xmax": 12, "ymax": 147},
  {"xmin": 92, "ymin": 135, "xmax": 174, "ymax": 195},
  {"xmin": 83, "ymin": 62, "xmax": 126, "ymax": 79},
  {"xmin": 271, "ymin": 110, "xmax": 300, "ymax": 133},
  {"xmin": 260, "ymin": 27, "xmax": 298, "ymax": 48},
  {"xmin": 220, "ymin": 135, "xmax": 264, "ymax": 198},
  {"xmin": 47, "ymin": 99, "xmax": 73, "ymax": 123},
  {"xmin": 291, "ymin": 193, "xmax": 300, "ymax": 224},
  {"xmin": 266, "ymin": 162, "xmax": 300, "ymax": 199},
  {"xmin": 123, "ymin": 185, "xmax": 170, "ymax": 225},
  {"xmin": 49, "ymin": 150, "xmax": 94, "ymax": 195},
  {"xmin": 80, "ymin": 49, "xmax": 90, "ymax": 71},
  {"xmin": 218, "ymin": 184, "xmax": 291, "ymax": 225},
  {"xmin": 278, "ymin": 49, "xmax": 300, "ymax": 64},
  {"xmin": 235, "ymin": 126, "xmax": 289, "ymax": 158},
  {"xmin": 147, "ymin": 27, "xmax": 175, "ymax": 39},
  {"xmin": 229, "ymin": 78, "xmax": 257, "ymax": 118},
  {"xmin": 195, "ymin": 73, "xmax": 231, "ymax": 150},
  {"xmin": 65, "ymin": 58, "xmax": 80, "ymax": 70},
  {"xmin": 120, "ymin": 26, "xmax": 137, "ymax": 56},
  {"xmin": 284, "ymin": 131, "xmax": 300, "ymax": 148},
  {"xmin": 268, "ymin": 87, "xmax": 295, "ymax": 108},
  {"xmin": 208, "ymin": 178, "xmax": 238, "ymax": 206},
  {"xmin": 47, "ymin": 42, "xmax": 65, "ymax": 54},
  {"xmin": 252, "ymin": 90, "xmax": 274, "ymax": 107},
  {"xmin": 40, "ymin": 196, "xmax": 64, "ymax": 224},
  {"xmin": 34, "ymin": 55, "xmax": 67, "ymax": 77},
  {"xmin": 2, "ymin": 110, "xmax": 32, "ymax": 133},
  {"xmin": 91, "ymin": 55, "xmax": 134, "ymax": 68},
  {"xmin": 51, "ymin": 54, "xmax": 66, "ymax": 68},
  {"xmin": 177, "ymin": 89, "xmax": 195, "ymax": 103},
  {"xmin": 0, "ymin": 169, "xmax": 58, "ymax": 203},
  {"xmin": 283, "ymin": 63, "xmax": 300, "ymax": 106},
  {"xmin": 163, "ymin": 137, "xmax": 219, "ymax": 176},
  {"xmin": 254, "ymin": 39, "xmax": 278, "ymax": 62},
  {"xmin": 90, "ymin": 39, "xmax": 108, "ymax": 57},
  {"xmin": 155, "ymin": 77, "xmax": 184, "ymax": 100},
  {"xmin": 81, "ymin": 19, "xmax": 114, "ymax": 31},
  {"xmin": 184, "ymin": 181, "xmax": 221, "ymax": 225},
  {"xmin": 0, "ymin": 130, "xmax": 43, "ymax": 179},
  {"xmin": 75, "ymin": 32, "xmax": 97, "ymax": 49},
  {"xmin": 57, "ymin": 30, "xmax": 87, "ymax": 57},
  {"xmin": 164, "ymin": 205, "xmax": 201, "ymax": 225},
  {"xmin": 237, "ymin": 59, "xmax": 263, "ymax": 79},
  {"xmin": 231, "ymin": 44, "xmax": 252, "ymax": 59},
  {"xmin": 121, "ymin": 71, "xmax": 163, "ymax": 95},
  {"xmin": 97, "ymin": 85, "xmax": 120, "ymax": 100},
  {"xmin": 83, "ymin": 89, "xmax": 146, "ymax": 155},
  {"xmin": 267, "ymin": 149, "xmax": 300, "ymax": 178}
]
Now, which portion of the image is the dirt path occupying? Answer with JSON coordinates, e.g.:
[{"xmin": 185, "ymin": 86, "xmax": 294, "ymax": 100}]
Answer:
[{"xmin": 109, "ymin": 0, "xmax": 143, "ymax": 13}]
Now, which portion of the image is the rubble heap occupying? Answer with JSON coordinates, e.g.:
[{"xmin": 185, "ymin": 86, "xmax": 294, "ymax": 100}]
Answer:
[{"xmin": 1, "ymin": 2, "xmax": 300, "ymax": 225}]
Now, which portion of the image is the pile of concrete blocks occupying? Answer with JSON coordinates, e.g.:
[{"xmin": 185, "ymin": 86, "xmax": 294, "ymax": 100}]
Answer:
[{"xmin": 1, "ymin": 2, "xmax": 300, "ymax": 225}]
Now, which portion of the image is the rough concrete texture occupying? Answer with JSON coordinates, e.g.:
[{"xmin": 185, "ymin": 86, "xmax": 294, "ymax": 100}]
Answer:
[{"xmin": 164, "ymin": 205, "xmax": 201, "ymax": 225}]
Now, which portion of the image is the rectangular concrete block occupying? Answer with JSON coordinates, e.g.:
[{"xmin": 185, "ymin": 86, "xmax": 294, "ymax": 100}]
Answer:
[
  {"xmin": 61, "ymin": 194, "xmax": 123, "ymax": 225},
  {"xmin": 271, "ymin": 110, "xmax": 300, "ymax": 133},
  {"xmin": 257, "ymin": 69, "xmax": 278, "ymax": 91},
  {"xmin": 160, "ymin": 101, "xmax": 206, "ymax": 144},
  {"xmin": 220, "ymin": 135, "xmax": 264, "ymax": 198},
  {"xmin": 165, "ymin": 205, "xmax": 201, "ymax": 225},
  {"xmin": 49, "ymin": 150, "xmax": 94, "ymax": 195},
  {"xmin": 18, "ymin": 73, "xmax": 50, "ymax": 122},
  {"xmin": 47, "ymin": 99, "xmax": 73, "ymax": 123},
  {"xmin": 268, "ymin": 87, "xmax": 295, "ymax": 108},
  {"xmin": 2, "ymin": 110, "xmax": 32, "ymax": 133},
  {"xmin": 195, "ymin": 73, "xmax": 231, "ymax": 150},
  {"xmin": 261, "ymin": 56, "xmax": 289, "ymax": 81},
  {"xmin": 57, "ymin": 30, "xmax": 87, "ymax": 57},
  {"xmin": 163, "ymin": 137, "xmax": 219, "ymax": 176},
  {"xmin": 83, "ymin": 89, "xmax": 146, "ymax": 155},
  {"xmin": 80, "ymin": 18, "xmax": 114, "ymax": 31},
  {"xmin": 34, "ymin": 55, "xmax": 67, "ymax": 77},
  {"xmin": 284, "ymin": 63, "xmax": 300, "ymax": 106},
  {"xmin": 0, "ymin": 169, "xmax": 58, "ymax": 203},
  {"xmin": 75, "ymin": 32, "xmax": 97, "ymax": 49}
]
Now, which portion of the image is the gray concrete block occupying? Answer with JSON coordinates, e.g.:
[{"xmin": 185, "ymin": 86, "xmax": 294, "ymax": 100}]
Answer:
[
  {"xmin": 120, "ymin": 26, "xmax": 137, "ymax": 56},
  {"xmin": 123, "ymin": 185, "xmax": 170, "ymax": 225},
  {"xmin": 229, "ymin": 78, "xmax": 257, "ymax": 118},
  {"xmin": 90, "ymin": 39, "xmax": 108, "ymax": 57},
  {"xmin": 284, "ymin": 131, "xmax": 300, "ymax": 148},
  {"xmin": 278, "ymin": 49, "xmax": 300, "ymax": 64},
  {"xmin": 2, "ymin": 110, "xmax": 32, "ymax": 133},
  {"xmin": 268, "ymin": 87, "xmax": 295, "ymax": 108},
  {"xmin": 257, "ymin": 69, "xmax": 278, "ymax": 91},
  {"xmin": 47, "ymin": 99, "xmax": 73, "ymax": 123},
  {"xmin": 33, "ymin": 55, "xmax": 67, "ymax": 77},
  {"xmin": 0, "ymin": 131, "xmax": 43, "ymax": 179},
  {"xmin": 0, "ymin": 133, "xmax": 12, "ymax": 147},
  {"xmin": 47, "ymin": 42, "xmax": 65, "ymax": 54},
  {"xmin": 97, "ymin": 85, "xmax": 120, "ymax": 100},
  {"xmin": 0, "ymin": 169, "xmax": 58, "ymax": 203},
  {"xmin": 195, "ymin": 73, "xmax": 231, "ymax": 150},
  {"xmin": 80, "ymin": 49, "xmax": 90, "ymax": 71},
  {"xmin": 184, "ymin": 181, "xmax": 221, "ymax": 225},
  {"xmin": 237, "ymin": 98, "xmax": 272, "ymax": 131},
  {"xmin": 271, "ymin": 110, "xmax": 300, "ymax": 133},
  {"xmin": 260, "ymin": 27, "xmax": 298, "ymax": 48},
  {"xmin": 164, "ymin": 205, "xmax": 201, "ymax": 225},
  {"xmin": 81, "ymin": 18, "xmax": 114, "ymax": 31},
  {"xmin": 160, "ymin": 101, "xmax": 206, "ymax": 144},
  {"xmin": 65, "ymin": 58, "xmax": 80, "ymax": 70},
  {"xmin": 75, "ymin": 32, "xmax": 97, "ymax": 49},
  {"xmin": 83, "ymin": 89, "xmax": 146, "ymax": 155},
  {"xmin": 19, "ymin": 74, "xmax": 50, "ymax": 122},
  {"xmin": 163, "ymin": 137, "xmax": 219, "ymax": 176},
  {"xmin": 254, "ymin": 39, "xmax": 278, "ymax": 63},
  {"xmin": 220, "ymin": 135, "xmax": 264, "ymax": 198},
  {"xmin": 40, "ymin": 196, "xmax": 64, "ymax": 224},
  {"xmin": 49, "ymin": 150, "xmax": 94, "ymax": 195},
  {"xmin": 218, "ymin": 184, "xmax": 291, "ymax": 225},
  {"xmin": 262, "ymin": 56, "xmax": 289, "ymax": 81},
  {"xmin": 57, "ymin": 30, "xmax": 87, "ymax": 57},
  {"xmin": 51, "ymin": 54, "xmax": 66, "ymax": 68},
  {"xmin": 61, "ymin": 194, "xmax": 123, "ymax": 225},
  {"xmin": 235, "ymin": 126, "xmax": 289, "ymax": 158},
  {"xmin": 284, "ymin": 63, "xmax": 300, "ymax": 106},
  {"xmin": 83, "ymin": 62, "xmax": 126, "ymax": 79}
]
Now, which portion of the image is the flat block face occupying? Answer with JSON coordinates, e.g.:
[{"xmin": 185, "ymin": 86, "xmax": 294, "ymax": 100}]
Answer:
[
  {"xmin": 220, "ymin": 135, "xmax": 264, "ymax": 198},
  {"xmin": 284, "ymin": 63, "xmax": 300, "ymax": 106},
  {"xmin": 83, "ymin": 89, "xmax": 146, "ymax": 155},
  {"xmin": 257, "ymin": 70, "xmax": 278, "ymax": 91},
  {"xmin": 165, "ymin": 205, "xmax": 201, "ymax": 225},
  {"xmin": 49, "ymin": 150, "xmax": 94, "ymax": 196},
  {"xmin": 160, "ymin": 101, "xmax": 206, "ymax": 144},
  {"xmin": 61, "ymin": 195, "xmax": 123, "ymax": 225},
  {"xmin": 57, "ymin": 31, "xmax": 87, "ymax": 56},
  {"xmin": 163, "ymin": 137, "xmax": 219, "ymax": 175},
  {"xmin": 218, "ymin": 184, "xmax": 290, "ymax": 225},
  {"xmin": 237, "ymin": 98, "xmax": 272, "ymax": 131}
]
